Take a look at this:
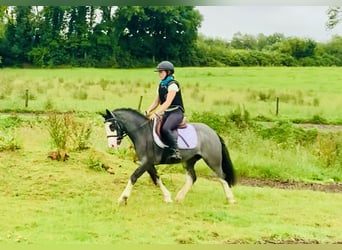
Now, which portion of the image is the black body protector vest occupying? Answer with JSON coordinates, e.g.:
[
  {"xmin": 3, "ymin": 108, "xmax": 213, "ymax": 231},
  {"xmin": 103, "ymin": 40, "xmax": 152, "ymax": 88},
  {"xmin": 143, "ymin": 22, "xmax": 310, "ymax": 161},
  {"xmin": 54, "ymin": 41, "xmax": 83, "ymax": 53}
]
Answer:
[{"xmin": 158, "ymin": 80, "xmax": 185, "ymax": 112}]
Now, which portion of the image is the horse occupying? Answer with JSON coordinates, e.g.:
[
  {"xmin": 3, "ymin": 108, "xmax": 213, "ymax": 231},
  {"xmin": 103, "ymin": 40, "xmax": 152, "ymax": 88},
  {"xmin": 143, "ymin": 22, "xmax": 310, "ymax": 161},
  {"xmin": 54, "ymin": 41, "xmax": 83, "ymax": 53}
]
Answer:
[{"xmin": 102, "ymin": 108, "xmax": 236, "ymax": 205}]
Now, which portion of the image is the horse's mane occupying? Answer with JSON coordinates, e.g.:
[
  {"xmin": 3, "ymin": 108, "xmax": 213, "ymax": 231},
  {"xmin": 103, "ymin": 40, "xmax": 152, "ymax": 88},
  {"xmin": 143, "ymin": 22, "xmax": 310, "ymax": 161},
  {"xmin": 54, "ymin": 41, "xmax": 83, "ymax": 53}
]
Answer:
[{"xmin": 113, "ymin": 108, "xmax": 148, "ymax": 120}]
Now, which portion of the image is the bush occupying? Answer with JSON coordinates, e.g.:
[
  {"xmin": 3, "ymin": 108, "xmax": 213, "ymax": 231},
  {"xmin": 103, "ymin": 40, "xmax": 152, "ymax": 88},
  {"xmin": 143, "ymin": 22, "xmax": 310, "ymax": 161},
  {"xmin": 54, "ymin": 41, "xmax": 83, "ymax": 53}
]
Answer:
[
  {"xmin": 46, "ymin": 113, "xmax": 92, "ymax": 161},
  {"xmin": 69, "ymin": 118, "xmax": 92, "ymax": 151},
  {"xmin": 0, "ymin": 116, "xmax": 23, "ymax": 152},
  {"xmin": 0, "ymin": 115, "xmax": 23, "ymax": 129},
  {"xmin": 316, "ymin": 132, "xmax": 342, "ymax": 168},
  {"xmin": 190, "ymin": 106, "xmax": 255, "ymax": 135},
  {"xmin": 226, "ymin": 106, "xmax": 254, "ymax": 129},
  {"xmin": 256, "ymin": 121, "xmax": 318, "ymax": 147},
  {"xmin": 0, "ymin": 129, "xmax": 21, "ymax": 151},
  {"xmin": 190, "ymin": 111, "xmax": 227, "ymax": 135}
]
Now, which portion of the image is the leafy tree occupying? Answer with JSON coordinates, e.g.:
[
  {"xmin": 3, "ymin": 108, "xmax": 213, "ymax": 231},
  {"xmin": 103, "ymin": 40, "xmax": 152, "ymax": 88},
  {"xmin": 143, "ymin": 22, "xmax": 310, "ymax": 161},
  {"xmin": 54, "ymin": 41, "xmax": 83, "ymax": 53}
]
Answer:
[
  {"xmin": 275, "ymin": 38, "xmax": 317, "ymax": 60},
  {"xmin": 28, "ymin": 6, "xmax": 67, "ymax": 66},
  {"xmin": 319, "ymin": 35, "xmax": 342, "ymax": 65},
  {"xmin": 4, "ymin": 6, "xmax": 34, "ymax": 66},
  {"xmin": 0, "ymin": 5, "xmax": 341, "ymax": 68},
  {"xmin": 195, "ymin": 35, "xmax": 231, "ymax": 66},
  {"xmin": 0, "ymin": 7, "xmax": 8, "ymax": 65},
  {"xmin": 231, "ymin": 32, "xmax": 258, "ymax": 50},
  {"xmin": 327, "ymin": 7, "xmax": 342, "ymax": 29},
  {"xmin": 64, "ymin": 6, "xmax": 94, "ymax": 66},
  {"xmin": 89, "ymin": 6, "xmax": 118, "ymax": 67},
  {"xmin": 114, "ymin": 6, "xmax": 202, "ymax": 66},
  {"xmin": 0, "ymin": 6, "xmax": 7, "ymax": 38},
  {"xmin": 256, "ymin": 33, "xmax": 285, "ymax": 50}
]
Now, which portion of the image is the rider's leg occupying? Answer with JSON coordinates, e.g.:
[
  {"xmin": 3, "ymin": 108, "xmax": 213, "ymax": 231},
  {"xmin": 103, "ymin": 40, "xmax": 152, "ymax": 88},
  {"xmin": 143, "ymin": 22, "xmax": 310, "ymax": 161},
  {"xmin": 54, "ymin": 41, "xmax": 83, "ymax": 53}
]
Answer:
[
  {"xmin": 161, "ymin": 109, "xmax": 183, "ymax": 160},
  {"xmin": 162, "ymin": 129, "xmax": 181, "ymax": 160}
]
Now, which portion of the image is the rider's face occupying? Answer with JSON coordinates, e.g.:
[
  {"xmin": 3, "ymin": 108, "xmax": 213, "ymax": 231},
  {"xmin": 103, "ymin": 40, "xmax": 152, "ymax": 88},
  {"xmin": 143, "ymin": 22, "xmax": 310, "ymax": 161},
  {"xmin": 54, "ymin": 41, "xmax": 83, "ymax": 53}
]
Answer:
[{"xmin": 158, "ymin": 70, "xmax": 167, "ymax": 80}]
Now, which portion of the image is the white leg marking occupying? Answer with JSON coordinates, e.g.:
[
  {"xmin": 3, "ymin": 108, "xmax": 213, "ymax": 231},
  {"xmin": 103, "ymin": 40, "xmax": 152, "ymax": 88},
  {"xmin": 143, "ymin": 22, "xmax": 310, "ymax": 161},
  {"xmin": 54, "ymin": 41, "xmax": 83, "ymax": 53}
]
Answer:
[
  {"xmin": 175, "ymin": 173, "xmax": 193, "ymax": 202},
  {"xmin": 118, "ymin": 179, "xmax": 133, "ymax": 205},
  {"xmin": 157, "ymin": 178, "xmax": 172, "ymax": 203},
  {"xmin": 219, "ymin": 178, "xmax": 235, "ymax": 204}
]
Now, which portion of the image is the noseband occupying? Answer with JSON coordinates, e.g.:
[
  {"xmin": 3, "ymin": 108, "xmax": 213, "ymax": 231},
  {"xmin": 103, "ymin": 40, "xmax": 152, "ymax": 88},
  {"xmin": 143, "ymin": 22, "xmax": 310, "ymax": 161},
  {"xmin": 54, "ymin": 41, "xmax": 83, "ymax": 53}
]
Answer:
[{"xmin": 105, "ymin": 117, "xmax": 126, "ymax": 141}]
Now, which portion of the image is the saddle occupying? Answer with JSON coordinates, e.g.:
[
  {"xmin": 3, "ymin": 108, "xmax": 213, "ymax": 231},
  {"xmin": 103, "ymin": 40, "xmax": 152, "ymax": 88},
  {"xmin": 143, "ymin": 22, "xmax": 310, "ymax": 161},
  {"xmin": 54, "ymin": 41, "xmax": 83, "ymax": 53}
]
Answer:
[
  {"xmin": 154, "ymin": 115, "xmax": 187, "ymax": 139},
  {"xmin": 152, "ymin": 116, "xmax": 197, "ymax": 149}
]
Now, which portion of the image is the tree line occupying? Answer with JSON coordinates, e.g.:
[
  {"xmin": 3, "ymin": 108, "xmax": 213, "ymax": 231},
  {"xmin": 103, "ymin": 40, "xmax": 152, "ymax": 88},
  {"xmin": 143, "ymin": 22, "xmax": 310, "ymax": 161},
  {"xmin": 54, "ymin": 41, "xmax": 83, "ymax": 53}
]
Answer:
[{"xmin": 0, "ymin": 6, "xmax": 341, "ymax": 68}]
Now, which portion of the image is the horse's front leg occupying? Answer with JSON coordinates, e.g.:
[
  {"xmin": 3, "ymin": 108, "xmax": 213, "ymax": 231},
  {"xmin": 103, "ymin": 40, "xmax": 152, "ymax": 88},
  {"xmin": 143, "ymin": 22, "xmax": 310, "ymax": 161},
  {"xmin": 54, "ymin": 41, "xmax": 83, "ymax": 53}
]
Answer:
[
  {"xmin": 118, "ymin": 179, "xmax": 133, "ymax": 205},
  {"xmin": 148, "ymin": 167, "xmax": 172, "ymax": 203},
  {"xmin": 118, "ymin": 161, "xmax": 149, "ymax": 205}
]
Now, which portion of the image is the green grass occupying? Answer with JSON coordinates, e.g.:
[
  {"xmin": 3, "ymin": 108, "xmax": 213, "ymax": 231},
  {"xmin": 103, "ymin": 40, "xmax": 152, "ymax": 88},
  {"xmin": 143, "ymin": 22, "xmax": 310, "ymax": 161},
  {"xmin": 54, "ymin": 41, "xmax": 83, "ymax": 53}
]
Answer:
[
  {"xmin": 0, "ymin": 120, "xmax": 341, "ymax": 244},
  {"xmin": 0, "ymin": 67, "xmax": 341, "ymax": 123},
  {"xmin": 1, "ymin": 149, "xmax": 341, "ymax": 244},
  {"xmin": 0, "ymin": 67, "xmax": 342, "ymax": 244}
]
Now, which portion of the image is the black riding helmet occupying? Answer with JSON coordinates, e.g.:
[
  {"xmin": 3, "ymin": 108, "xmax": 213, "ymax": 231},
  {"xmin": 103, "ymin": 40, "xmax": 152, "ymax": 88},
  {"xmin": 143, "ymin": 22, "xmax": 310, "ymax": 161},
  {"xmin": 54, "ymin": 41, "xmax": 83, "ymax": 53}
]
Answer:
[{"xmin": 155, "ymin": 61, "xmax": 174, "ymax": 74}]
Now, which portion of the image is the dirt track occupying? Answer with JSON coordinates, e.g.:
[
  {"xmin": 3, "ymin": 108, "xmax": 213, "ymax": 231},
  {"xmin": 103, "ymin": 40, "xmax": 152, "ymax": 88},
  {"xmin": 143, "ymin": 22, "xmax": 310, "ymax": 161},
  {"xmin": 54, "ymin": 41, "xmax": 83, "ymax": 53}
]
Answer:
[
  {"xmin": 225, "ymin": 237, "xmax": 342, "ymax": 244},
  {"xmin": 239, "ymin": 177, "xmax": 342, "ymax": 193}
]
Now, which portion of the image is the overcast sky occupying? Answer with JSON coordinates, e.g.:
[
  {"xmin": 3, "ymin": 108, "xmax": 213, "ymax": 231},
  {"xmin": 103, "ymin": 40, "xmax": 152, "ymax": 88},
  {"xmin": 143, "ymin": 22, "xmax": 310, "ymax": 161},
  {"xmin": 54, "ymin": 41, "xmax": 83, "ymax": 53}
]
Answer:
[{"xmin": 196, "ymin": 6, "xmax": 342, "ymax": 42}]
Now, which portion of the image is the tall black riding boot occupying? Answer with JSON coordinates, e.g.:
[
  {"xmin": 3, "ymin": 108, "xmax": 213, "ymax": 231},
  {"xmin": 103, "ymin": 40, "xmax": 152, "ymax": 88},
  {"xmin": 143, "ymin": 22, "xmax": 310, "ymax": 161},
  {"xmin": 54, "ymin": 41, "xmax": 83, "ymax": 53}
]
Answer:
[{"xmin": 163, "ymin": 130, "xmax": 182, "ymax": 161}]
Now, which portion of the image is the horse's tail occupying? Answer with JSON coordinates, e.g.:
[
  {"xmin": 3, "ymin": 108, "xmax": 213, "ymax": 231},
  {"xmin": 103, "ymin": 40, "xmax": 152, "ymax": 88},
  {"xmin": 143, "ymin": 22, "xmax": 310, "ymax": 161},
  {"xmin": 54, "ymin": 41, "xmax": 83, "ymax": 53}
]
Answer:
[{"xmin": 219, "ymin": 135, "xmax": 236, "ymax": 187}]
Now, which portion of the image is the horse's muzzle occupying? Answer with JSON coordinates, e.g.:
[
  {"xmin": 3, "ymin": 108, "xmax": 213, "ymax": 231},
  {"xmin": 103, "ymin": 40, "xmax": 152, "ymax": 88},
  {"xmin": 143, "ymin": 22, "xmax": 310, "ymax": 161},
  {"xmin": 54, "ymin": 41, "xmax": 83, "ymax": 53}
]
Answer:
[{"xmin": 107, "ymin": 136, "xmax": 121, "ymax": 148}]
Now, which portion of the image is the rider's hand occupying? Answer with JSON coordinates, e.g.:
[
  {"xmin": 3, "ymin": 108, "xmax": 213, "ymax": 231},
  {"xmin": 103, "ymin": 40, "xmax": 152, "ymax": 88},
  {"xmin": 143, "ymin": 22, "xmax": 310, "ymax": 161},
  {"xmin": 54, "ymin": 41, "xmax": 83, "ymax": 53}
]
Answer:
[
  {"xmin": 149, "ymin": 113, "xmax": 161, "ymax": 120},
  {"xmin": 149, "ymin": 113, "xmax": 156, "ymax": 120}
]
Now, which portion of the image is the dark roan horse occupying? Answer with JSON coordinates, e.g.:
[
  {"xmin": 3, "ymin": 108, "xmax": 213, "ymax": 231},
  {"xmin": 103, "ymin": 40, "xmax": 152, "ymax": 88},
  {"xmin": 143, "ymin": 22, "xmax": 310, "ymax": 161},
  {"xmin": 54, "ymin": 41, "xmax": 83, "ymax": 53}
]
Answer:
[{"xmin": 102, "ymin": 108, "xmax": 236, "ymax": 205}]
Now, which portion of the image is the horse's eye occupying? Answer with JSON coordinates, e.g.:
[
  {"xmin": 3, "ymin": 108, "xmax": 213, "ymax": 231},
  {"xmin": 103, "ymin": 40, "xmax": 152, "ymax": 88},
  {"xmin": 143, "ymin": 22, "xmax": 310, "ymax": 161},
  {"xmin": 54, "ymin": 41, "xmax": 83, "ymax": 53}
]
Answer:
[{"xmin": 109, "ymin": 123, "xmax": 115, "ymax": 131}]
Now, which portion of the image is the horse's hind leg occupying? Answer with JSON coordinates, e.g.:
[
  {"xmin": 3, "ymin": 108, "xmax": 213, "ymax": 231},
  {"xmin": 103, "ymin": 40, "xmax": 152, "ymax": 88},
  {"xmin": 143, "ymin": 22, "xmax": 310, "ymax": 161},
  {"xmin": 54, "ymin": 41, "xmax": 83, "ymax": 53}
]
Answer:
[
  {"xmin": 175, "ymin": 156, "xmax": 199, "ymax": 202},
  {"xmin": 218, "ymin": 178, "xmax": 235, "ymax": 204},
  {"xmin": 148, "ymin": 167, "xmax": 172, "ymax": 203},
  {"xmin": 202, "ymin": 156, "xmax": 235, "ymax": 204}
]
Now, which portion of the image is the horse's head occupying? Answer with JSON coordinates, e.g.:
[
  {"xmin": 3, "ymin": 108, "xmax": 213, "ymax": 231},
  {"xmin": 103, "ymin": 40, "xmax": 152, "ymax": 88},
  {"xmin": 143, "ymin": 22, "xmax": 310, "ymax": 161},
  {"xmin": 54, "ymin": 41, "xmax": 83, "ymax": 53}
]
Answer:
[{"xmin": 102, "ymin": 109, "xmax": 125, "ymax": 148}]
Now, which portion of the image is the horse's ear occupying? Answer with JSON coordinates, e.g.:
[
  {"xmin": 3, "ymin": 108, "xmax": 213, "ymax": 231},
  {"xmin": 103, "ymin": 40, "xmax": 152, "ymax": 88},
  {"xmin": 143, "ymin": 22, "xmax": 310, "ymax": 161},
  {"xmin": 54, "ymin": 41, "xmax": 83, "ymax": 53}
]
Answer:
[
  {"xmin": 99, "ymin": 109, "xmax": 112, "ymax": 120},
  {"xmin": 106, "ymin": 109, "xmax": 112, "ymax": 117}
]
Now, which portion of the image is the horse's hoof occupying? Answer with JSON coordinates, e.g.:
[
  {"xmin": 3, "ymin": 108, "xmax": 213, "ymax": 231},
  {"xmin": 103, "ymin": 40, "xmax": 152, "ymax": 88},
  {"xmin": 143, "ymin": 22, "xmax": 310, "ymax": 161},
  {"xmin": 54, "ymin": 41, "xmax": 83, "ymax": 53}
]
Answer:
[
  {"xmin": 228, "ymin": 199, "xmax": 236, "ymax": 205},
  {"xmin": 118, "ymin": 196, "xmax": 128, "ymax": 206},
  {"xmin": 175, "ymin": 192, "xmax": 185, "ymax": 202},
  {"xmin": 164, "ymin": 197, "xmax": 173, "ymax": 203},
  {"xmin": 175, "ymin": 197, "xmax": 184, "ymax": 203}
]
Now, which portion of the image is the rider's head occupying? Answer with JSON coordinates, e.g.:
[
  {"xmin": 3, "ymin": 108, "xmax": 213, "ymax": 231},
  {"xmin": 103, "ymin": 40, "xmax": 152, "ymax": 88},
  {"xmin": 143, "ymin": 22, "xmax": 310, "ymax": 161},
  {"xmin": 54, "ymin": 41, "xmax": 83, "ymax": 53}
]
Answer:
[{"xmin": 156, "ymin": 61, "xmax": 174, "ymax": 78}]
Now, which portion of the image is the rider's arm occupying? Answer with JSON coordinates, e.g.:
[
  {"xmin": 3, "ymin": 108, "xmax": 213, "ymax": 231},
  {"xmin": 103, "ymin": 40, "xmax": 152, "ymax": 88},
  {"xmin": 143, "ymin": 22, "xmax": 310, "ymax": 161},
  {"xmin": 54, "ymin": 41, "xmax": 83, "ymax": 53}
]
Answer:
[{"xmin": 155, "ymin": 90, "xmax": 177, "ymax": 115}]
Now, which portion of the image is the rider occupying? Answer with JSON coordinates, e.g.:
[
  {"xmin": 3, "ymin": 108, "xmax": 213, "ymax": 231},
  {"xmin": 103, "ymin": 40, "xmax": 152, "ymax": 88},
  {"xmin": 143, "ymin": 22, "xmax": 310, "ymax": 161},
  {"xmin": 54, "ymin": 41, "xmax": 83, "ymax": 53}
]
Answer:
[{"xmin": 146, "ymin": 61, "xmax": 185, "ymax": 161}]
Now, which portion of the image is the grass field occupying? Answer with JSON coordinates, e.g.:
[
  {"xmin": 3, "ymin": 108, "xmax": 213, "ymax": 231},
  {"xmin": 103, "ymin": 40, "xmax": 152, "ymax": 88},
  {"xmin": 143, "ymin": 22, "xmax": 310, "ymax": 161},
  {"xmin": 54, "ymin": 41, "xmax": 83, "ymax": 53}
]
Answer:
[
  {"xmin": 1, "ymin": 148, "xmax": 342, "ymax": 244},
  {"xmin": 1, "ymin": 67, "xmax": 342, "ymax": 123},
  {"xmin": 0, "ymin": 67, "xmax": 342, "ymax": 244}
]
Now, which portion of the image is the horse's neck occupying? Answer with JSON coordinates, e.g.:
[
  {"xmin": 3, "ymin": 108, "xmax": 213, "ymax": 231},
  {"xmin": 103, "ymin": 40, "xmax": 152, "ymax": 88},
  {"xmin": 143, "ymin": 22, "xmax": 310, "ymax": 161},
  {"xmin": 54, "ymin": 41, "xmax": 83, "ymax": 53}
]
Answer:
[
  {"xmin": 119, "ymin": 111, "xmax": 149, "ymax": 135},
  {"xmin": 123, "ymin": 112, "xmax": 145, "ymax": 125},
  {"xmin": 123, "ymin": 115, "xmax": 151, "ymax": 148}
]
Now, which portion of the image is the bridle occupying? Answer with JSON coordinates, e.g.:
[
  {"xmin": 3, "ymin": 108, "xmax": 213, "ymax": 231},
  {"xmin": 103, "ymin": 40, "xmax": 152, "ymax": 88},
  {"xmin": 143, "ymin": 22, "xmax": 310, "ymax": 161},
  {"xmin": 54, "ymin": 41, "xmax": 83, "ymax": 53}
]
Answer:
[
  {"xmin": 105, "ymin": 113, "xmax": 152, "ymax": 142},
  {"xmin": 105, "ymin": 116, "xmax": 126, "ymax": 142}
]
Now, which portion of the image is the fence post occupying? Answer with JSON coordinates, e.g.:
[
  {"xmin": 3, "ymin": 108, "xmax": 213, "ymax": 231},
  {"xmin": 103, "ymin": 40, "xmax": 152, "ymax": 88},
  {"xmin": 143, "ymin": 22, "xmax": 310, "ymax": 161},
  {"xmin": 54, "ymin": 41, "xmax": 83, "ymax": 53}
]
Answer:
[
  {"xmin": 276, "ymin": 97, "xmax": 279, "ymax": 116},
  {"xmin": 138, "ymin": 96, "xmax": 143, "ymax": 112},
  {"xmin": 25, "ymin": 89, "xmax": 29, "ymax": 108}
]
